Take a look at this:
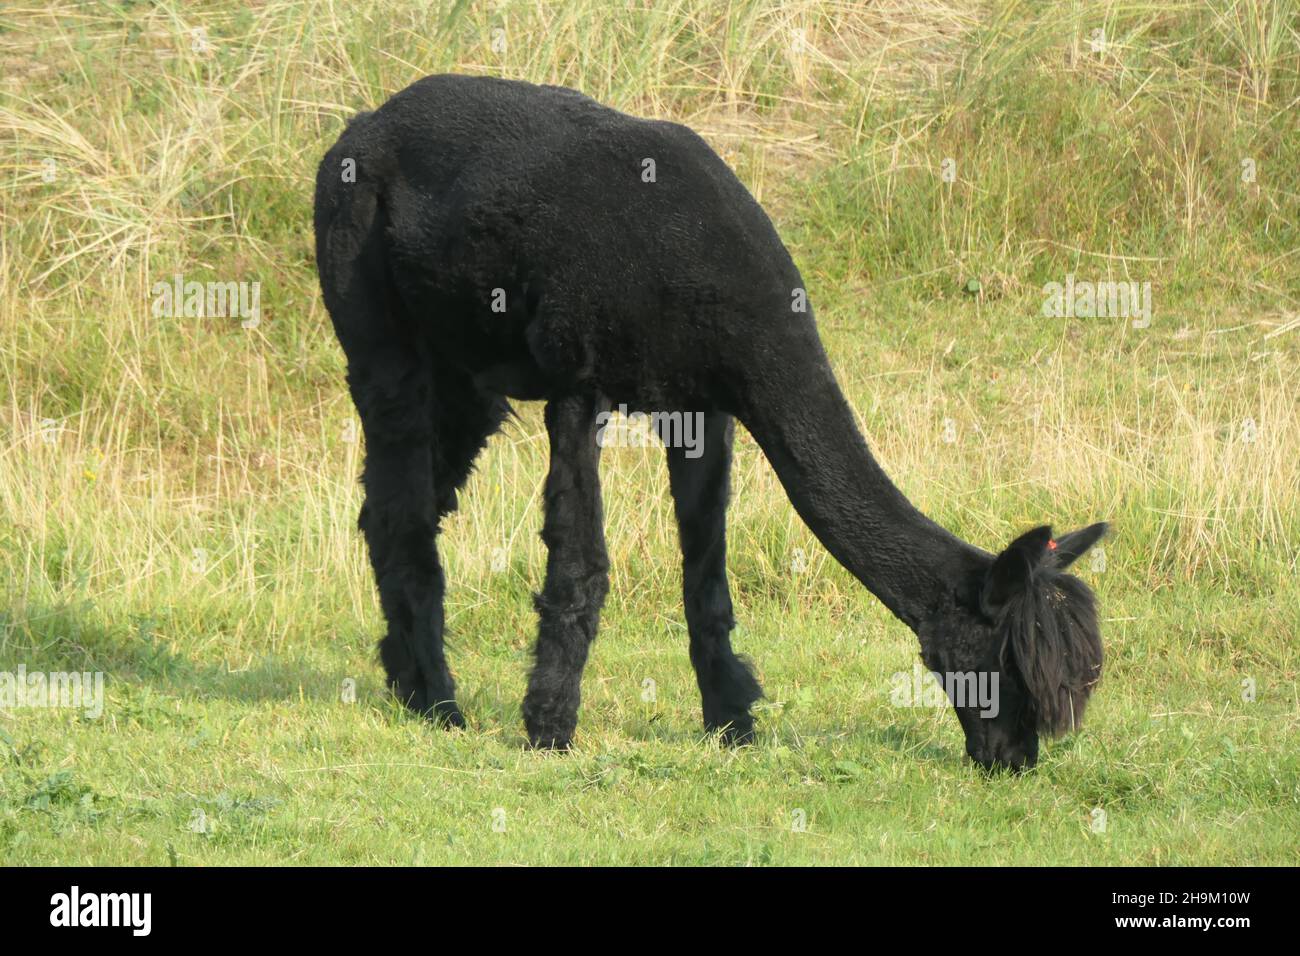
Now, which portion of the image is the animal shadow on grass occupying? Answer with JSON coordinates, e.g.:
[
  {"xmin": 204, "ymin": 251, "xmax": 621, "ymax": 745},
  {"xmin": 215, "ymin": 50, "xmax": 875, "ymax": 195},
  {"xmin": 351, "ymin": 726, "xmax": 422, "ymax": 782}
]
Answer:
[
  {"xmin": 614, "ymin": 703, "xmax": 957, "ymax": 765},
  {"xmin": 2, "ymin": 602, "xmax": 962, "ymax": 769},
  {"xmin": 0, "ymin": 603, "xmax": 367, "ymax": 708}
]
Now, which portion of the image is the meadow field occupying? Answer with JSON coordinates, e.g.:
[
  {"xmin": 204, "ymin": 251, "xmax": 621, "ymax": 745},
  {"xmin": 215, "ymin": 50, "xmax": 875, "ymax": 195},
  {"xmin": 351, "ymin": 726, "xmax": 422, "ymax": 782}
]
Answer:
[{"xmin": 0, "ymin": 0, "xmax": 1297, "ymax": 865}]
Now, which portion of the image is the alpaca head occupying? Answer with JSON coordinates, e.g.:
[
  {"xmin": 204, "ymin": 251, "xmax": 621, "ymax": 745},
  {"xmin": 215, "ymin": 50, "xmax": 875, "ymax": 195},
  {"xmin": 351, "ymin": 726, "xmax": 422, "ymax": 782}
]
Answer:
[{"xmin": 917, "ymin": 523, "xmax": 1107, "ymax": 773}]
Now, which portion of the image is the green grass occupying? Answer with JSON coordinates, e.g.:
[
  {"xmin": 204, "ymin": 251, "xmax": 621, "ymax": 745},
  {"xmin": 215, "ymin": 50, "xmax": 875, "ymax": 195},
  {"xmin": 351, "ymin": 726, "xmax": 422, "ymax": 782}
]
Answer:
[{"xmin": 1, "ymin": 0, "xmax": 1297, "ymax": 865}]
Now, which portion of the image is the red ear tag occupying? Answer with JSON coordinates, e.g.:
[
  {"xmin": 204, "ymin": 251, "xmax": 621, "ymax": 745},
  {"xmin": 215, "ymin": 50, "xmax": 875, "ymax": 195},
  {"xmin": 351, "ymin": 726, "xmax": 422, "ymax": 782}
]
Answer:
[{"xmin": 1047, "ymin": 539, "xmax": 1058, "ymax": 550}]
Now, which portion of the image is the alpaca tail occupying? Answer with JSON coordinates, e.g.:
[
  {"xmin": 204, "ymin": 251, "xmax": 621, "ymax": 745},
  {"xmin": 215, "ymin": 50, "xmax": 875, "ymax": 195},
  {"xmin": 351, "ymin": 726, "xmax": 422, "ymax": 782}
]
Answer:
[{"xmin": 313, "ymin": 111, "xmax": 401, "ymax": 348}]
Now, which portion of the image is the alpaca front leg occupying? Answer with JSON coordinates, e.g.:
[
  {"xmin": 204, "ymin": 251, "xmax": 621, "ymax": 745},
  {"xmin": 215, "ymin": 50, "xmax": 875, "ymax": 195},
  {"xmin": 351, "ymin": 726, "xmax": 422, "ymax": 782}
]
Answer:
[
  {"xmin": 666, "ymin": 411, "xmax": 763, "ymax": 744},
  {"xmin": 522, "ymin": 393, "xmax": 609, "ymax": 749}
]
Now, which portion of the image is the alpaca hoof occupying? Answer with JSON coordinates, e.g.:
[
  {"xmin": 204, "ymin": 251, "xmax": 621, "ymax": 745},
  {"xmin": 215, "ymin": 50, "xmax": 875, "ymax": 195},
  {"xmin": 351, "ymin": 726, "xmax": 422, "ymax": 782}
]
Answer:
[
  {"xmin": 522, "ymin": 695, "xmax": 577, "ymax": 750},
  {"xmin": 708, "ymin": 719, "xmax": 755, "ymax": 746},
  {"xmin": 428, "ymin": 701, "xmax": 466, "ymax": 730},
  {"xmin": 389, "ymin": 676, "xmax": 463, "ymax": 728},
  {"xmin": 524, "ymin": 713, "xmax": 575, "ymax": 750},
  {"xmin": 527, "ymin": 732, "xmax": 573, "ymax": 751}
]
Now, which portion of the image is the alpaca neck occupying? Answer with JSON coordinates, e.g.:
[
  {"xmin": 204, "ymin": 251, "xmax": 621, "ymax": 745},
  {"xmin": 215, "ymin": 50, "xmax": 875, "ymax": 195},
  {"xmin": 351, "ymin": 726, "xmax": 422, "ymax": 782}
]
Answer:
[{"xmin": 736, "ymin": 341, "xmax": 984, "ymax": 631}]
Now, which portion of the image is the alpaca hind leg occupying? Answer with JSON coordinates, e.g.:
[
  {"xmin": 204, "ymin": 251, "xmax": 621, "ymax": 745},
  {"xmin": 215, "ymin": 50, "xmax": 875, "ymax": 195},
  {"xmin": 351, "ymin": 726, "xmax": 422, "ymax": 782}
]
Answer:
[
  {"xmin": 346, "ymin": 347, "xmax": 468, "ymax": 726},
  {"xmin": 430, "ymin": 362, "xmax": 511, "ymax": 523},
  {"xmin": 317, "ymin": 170, "xmax": 463, "ymax": 724},
  {"xmin": 666, "ymin": 411, "xmax": 763, "ymax": 744},
  {"xmin": 522, "ymin": 392, "xmax": 610, "ymax": 749}
]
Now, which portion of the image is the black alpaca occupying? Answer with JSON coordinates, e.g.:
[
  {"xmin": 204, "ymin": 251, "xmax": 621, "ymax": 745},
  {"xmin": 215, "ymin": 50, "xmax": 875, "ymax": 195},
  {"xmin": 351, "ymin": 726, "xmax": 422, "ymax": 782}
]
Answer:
[{"xmin": 313, "ymin": 74, "xmax": 1106, "ymax": 771}]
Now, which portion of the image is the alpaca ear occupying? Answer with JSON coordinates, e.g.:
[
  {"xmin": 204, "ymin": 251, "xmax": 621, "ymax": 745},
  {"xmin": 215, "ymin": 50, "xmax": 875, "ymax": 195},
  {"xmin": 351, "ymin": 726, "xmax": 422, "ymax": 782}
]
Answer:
[
  {"xmin": 1050, "ymin": 522, "xmax": 1108, "ymax": 570},
  {"xmin": 981, "ymin": 525, "xmax": 1052, "ymax": 615}
]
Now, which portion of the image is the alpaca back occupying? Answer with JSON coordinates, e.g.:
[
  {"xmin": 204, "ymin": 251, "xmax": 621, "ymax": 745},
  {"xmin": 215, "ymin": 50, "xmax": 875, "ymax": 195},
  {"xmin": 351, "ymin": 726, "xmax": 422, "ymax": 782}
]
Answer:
[{"xmin": 314, "ymin": 74, "xmax": 809, "ymax": 409}]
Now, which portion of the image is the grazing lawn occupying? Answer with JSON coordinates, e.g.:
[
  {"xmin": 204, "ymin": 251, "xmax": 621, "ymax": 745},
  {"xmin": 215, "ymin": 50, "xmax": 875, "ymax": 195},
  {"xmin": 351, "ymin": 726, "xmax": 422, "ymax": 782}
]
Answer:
[{"xmin": 0, "ymin": 0, "xmax": 1296, "ymax": 864}]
